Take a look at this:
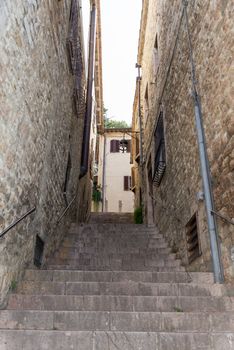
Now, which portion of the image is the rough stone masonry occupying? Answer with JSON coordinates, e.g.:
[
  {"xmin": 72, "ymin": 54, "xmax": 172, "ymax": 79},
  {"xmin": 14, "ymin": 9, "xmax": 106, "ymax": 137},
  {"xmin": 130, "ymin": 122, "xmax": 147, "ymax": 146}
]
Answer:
[
  {"xmin": 136, "ymin": 0, "xmax": 234, "ymax": 281},
  {"xmin": 0, "ymin": 0, "xmax": 88, "ymax": 304}
]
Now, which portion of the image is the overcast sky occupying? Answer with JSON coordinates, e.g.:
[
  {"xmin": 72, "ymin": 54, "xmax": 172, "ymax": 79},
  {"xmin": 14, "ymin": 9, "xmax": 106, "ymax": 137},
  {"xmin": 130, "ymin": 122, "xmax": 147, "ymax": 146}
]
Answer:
[{"xmin": 82, "ymin": 0, "xmax": 142, "ymax": 125}]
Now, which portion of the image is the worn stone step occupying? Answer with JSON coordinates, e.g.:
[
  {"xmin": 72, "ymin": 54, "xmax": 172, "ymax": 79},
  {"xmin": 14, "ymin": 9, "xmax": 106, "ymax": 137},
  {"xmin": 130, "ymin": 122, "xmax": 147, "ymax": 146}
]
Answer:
[
  {"xmin": 46, "ymin": 258, "xmax": 182, "ymax": 269},
  {"xmin": 0, "ymin": 310, "xmax": 233, "ymax": 332},
  {"xmin": 89, "ymin": 213, "xmax": 134, "ymax": 224},
  {"xmin": 23, "ymin": 269, "xmax": 214, "ymax": 284},
  {"xmin": 61, "ymin": 239, "xmax": 168, "ymax": 249},
  {"xmin": 53, "ymin": 248, "xmax": 172, "ymax": 259},
  {"xmin": 46, "ymin": 265, "xmax": 186, "ymax": 272},
  {"xmin": 8, "ymin": 294, "xmax": 234, "ymax": 312},
  {"xmin": 1, "ymin": 330, "xmax": 233, "ymax": 350},
  {"xmin": 63, "ymin": 235, "xmax": 164, "ymax": 246},
  {"xmin": 15, "ymin": 281, "xmax": 226, "ymax": 297}
]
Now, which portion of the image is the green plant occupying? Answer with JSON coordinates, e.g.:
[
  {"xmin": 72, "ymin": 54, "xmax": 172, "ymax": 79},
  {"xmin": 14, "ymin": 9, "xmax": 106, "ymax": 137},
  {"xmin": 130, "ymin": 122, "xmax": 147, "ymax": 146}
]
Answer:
[
  {"xmin": 10, "ymin": 280, "xmax": 17, "ymax": 292},
  {"xmin": 92, "ymin": 184, "xmax": 102, "ymax": 203},
  {"xmin": 134, "ymin": 206, "xmax": 143, "ymax": 224},
  {"xmin": 173, "ymin": 306, "xmax": 183, "ymax": 312}
]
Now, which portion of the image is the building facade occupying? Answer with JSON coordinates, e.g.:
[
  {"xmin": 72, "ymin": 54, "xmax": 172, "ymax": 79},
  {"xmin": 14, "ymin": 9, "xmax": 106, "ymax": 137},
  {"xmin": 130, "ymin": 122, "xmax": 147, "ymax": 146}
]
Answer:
[
  {"xmin": 132, "ymin": 0, "xmax": 234, "ymax": 281},
  {"xmin": 97, "ymin": 128, "xmax": 134, "ymax": 213},
  {"xmin": 0, "ymin": 0, "xmax": 102, "ymax": 304}
]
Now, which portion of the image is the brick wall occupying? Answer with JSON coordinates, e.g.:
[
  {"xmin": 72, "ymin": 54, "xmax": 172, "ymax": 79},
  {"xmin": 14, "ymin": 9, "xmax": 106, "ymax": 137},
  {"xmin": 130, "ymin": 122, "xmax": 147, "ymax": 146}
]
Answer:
[{"xmin": 0, "ymin": 0, "xmax": 88, "ymax": 304}]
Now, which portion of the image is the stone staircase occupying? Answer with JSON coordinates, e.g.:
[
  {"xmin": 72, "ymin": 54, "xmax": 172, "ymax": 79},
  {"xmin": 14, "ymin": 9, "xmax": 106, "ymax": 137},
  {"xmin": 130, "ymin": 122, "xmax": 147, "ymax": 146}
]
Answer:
[{"xmin": 1, "ymin": 216, "xmax": 234, "ymax": 349}]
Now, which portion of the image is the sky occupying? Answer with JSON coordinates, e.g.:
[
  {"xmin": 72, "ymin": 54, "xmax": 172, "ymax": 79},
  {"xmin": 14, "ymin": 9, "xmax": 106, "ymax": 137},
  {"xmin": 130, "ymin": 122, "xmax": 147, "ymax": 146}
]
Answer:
[{"xmin": 82, "ymin": 0, "xmax": 142, "ymax": 125}]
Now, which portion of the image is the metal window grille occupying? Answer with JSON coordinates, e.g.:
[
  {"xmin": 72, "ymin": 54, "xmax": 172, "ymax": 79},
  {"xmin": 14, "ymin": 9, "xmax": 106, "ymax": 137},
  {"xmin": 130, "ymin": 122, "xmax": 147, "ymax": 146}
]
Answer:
[
  {"xmin": 67, "ymin": 0, "xmax": 83, "ymax": 78},
  {"xmin": 186, "ymin": 213, "xmax": 201, "ymax": 264},
  {"xmin": 34, "ymin": 235, "xmax": 44, "ymax": 268},
  {"xmin": 153, "ymin": 112, "xmax": 166, "ymax": 186}
]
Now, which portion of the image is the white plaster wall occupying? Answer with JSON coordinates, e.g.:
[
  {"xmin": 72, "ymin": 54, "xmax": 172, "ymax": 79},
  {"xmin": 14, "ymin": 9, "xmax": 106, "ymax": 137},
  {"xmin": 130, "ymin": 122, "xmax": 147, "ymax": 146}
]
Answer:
[{"xmin": 104, "ymin": 133, "xmax": 134, "ymax": 213}]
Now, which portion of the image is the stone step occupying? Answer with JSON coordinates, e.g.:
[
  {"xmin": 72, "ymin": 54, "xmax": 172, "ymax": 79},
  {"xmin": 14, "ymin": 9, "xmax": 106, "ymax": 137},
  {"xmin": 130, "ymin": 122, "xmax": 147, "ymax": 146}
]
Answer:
[
  {"xmin": 53, "ymin": 250, "xmax": 174, "ymax": 260},
  {"xmin": 49, "ymin": 257, "xmax": 179, "ymax": 268},
  {"xmin": 69, "ymin": 230, "xmax": 160, "ymax": 237},
  {"xmin": 54, "ymin": 247, "xmax": 172, "ymax": 256},
  {"xmin": 0, "ymin": 310, "xmax": 233, "ymax": 332},
  {"xmin": 89, "ymin": 213, "xmax": 134, "ymax": 224},
  {"xmin": 64, "ymin": 235, "xmax": 164, "ymax": 245},
  {"xmin": 61, "ymin": 239, "xmax": 168, "ymax": 249},
  {"xmin": 15, "ymin": 281, "xmax": 226, "ymax": 297},
  {"xmin": 46, "ymin": 265, "xmax": 186, "ymax": 272},
  {"xmin": 70, "ymin": 224, "xmax": 157, "ymax": 233},
  {"xmin": 23, "ymin": 269, "xmax": 214, "ymax": 284},
  {"xmin": 1, "ymin": 330, "xmax": 233, "ymax": 350},
  {"xmin": 46, "ymin": 257, "xmax": 182, "ymax": 269},
  {"xmin": 8, "ymin": 294, "xmax": 234, "ymax": 312}
]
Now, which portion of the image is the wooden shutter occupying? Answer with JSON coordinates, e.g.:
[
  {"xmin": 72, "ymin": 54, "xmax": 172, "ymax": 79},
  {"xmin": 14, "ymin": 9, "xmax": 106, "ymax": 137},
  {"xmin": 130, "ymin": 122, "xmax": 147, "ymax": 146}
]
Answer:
[
  {"xmin": 124, "ymin": 176, "xmax": 128, "ymax": 191},
  {"xmin": 110, "ymin": 140, "xmax": 115, "ymax": 152},
  {"xmin": 110, "ymin": 140, "xmax": 120, "ymax": 153},
  {"xmin": 127, "ymin": 140, "xmax": 131, "ymax": 153},
  {"xmin": 124, "ymin": 176, "xmax": 131, "ymax": 191},
  {"xmin": 115, "ymin": 140, "xmax": 120, "ymax": 152}
]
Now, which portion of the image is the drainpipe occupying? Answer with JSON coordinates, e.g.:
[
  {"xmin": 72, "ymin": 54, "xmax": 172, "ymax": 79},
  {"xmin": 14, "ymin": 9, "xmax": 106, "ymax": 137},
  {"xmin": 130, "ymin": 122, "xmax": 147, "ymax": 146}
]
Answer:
[
  {"xmin": 183, "ymin": 1, "xmax": 224, "ymax": 283},
  {"xmin": 79, "ymin": 3, "xmax": 96, "ymax": 179},
  {"xmin": 101, "ymin": 134, "xmax": 106, "ymax": 212},
  {"xmin": 136, "ymin": 64, "xmax": 144, "ymax": 166}
]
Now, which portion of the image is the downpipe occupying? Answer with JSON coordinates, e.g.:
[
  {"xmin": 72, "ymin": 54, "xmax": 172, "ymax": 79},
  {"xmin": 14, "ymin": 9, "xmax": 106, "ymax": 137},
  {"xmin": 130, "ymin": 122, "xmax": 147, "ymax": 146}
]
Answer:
[
  {"xmin": 194, "ymin": 96, "xmax": 224, "ymax": 283},
  {"xmin": 183, "ymin": 0, "xmax": 224, "ymax": 283},
  {"xmin": 79, "ymin": 3, "xmax": 96, "ymax": 179}
]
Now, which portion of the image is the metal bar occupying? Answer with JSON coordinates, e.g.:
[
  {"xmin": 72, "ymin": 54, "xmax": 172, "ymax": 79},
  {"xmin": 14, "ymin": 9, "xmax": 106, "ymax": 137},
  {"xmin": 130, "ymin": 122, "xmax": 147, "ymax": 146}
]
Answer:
[
  {"xmin": 184, "ymin": 0, "xmax": 224, "ymax": 283},
  {"xmin": 136, "ymin": 64, "xmax": 144, "ymax": 167},
  {"xmin": 211, "ymin": 210, "xmax": 234, "ymax": 226},
  {"xmin": 0, "ymin": 207, "xmax": 36, "ymax": 239},
  {"xmin": 57, "ymin": 195, "xmax": 77, "ymax": 224}
]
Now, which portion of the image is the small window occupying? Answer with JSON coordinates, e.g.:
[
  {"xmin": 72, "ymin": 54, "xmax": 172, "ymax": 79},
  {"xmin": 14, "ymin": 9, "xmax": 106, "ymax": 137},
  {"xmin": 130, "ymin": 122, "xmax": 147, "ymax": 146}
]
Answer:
[
  {"xmin": 110, "ymin": 140, "xmax": 120, "ymax": 153},
  {"xmin": 124, "ymin": 176, "xmax": 131, "ymax": 191},
  {"xmin": 153, "ymin": 112, "xmax": 166, "ymax": 186},
  {"xmin": 144, "ymin": 85, "xmax": 149, "ymax": 121},
  {"xmin": 63, "ymin": 153, "xmax": 72, "ymax": 205},
  {"xmin": 186, "ymin": 213, "xmax": 201, "ymax": 264},
  {"xmin": 153, "ymin": 34, "xmax": 159, "ymax": 76},
  {"xmin": 34, "ymin": 235, "xmax": 44, "ymax": 268}
]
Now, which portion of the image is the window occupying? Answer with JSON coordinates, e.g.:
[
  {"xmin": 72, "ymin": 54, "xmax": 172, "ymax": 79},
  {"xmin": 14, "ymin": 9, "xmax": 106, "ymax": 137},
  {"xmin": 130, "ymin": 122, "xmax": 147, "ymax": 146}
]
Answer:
[
  {"xmin": 63, "ymin": 153, "xmax": 72, "ymax": 204},
  {"xmin": 124, "ymin": 176, "xmax": 131, "ymax": 191},
  {"xmin": 153, "ymin": 112, "xmax": 166, "ymax": 186},
  {"xmin": 144, "ymin": 84, "xmax": 149, "ymax": 122},
  {"xmin": 153, "ymin": 34, "xmax": 159, "ymax": 76},
  {"xmin": 186, "ymin": 213, "xmax": 201, "ymax": 264},
  {"xmin": 110, "ymin": 139, "xmax": 120, "ymax": 153}
]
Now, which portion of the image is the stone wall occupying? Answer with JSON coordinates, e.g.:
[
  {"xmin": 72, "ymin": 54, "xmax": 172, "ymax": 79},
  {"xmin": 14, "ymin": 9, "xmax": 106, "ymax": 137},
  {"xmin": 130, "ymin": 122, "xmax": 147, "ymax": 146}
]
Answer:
[
  {"xmin": 0, "ymin": 0, "xmax": 88, "ymax": 304},
  {"xmin": 138, "ymin": 0, "xmax": 234, "ymax": 280}
]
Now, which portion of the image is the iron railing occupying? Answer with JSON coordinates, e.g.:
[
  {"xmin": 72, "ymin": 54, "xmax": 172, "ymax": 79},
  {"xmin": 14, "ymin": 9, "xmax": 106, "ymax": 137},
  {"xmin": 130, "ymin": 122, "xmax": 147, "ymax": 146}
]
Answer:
[{"xmin": 0, "ymin": 207, "xmax": 36, "ymax": 239}]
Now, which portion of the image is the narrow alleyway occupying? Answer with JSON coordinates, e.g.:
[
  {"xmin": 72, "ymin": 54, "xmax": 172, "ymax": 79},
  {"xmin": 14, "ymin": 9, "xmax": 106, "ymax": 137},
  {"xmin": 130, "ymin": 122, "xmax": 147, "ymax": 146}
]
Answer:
[{"xmin": 0, "ymin": 214, "xmax": 233, "ymax": 349}]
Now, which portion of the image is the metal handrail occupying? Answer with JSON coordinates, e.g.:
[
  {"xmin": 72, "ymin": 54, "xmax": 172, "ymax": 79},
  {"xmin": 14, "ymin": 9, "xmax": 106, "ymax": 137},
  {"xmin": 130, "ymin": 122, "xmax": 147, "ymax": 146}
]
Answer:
[
  {"xmin": 57, "ymin": 195, "xmax": 77, "ymax": 224},
  {"xmin": 211, "ymin": 210, "xmax": 234, "ymax": 226},
  {"xmin": 0, "ymin": 207, "xmax": 36, "ymax": 239}
]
